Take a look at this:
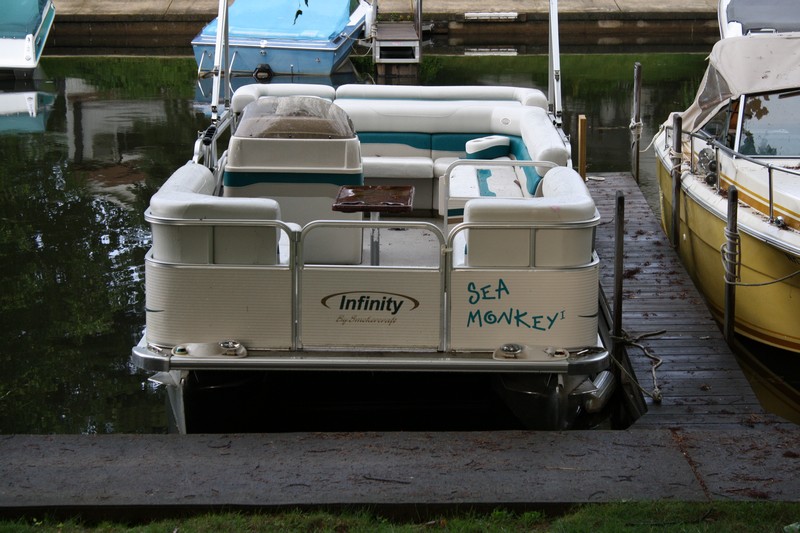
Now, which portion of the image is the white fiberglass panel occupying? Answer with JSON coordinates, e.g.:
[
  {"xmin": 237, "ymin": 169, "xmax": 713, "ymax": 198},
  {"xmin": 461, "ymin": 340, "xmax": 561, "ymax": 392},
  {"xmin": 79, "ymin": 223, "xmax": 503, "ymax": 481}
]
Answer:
[
  {"xmin": 145, "ymin": 261, "xmax": 293, "ymax": 350},
  {"xmin": 300, "ymin": 268, "xmax": 441, "ymax": 349},
  {"xmin": 449, "ymin": 266, "xmax": 599, "ymax": 352}
]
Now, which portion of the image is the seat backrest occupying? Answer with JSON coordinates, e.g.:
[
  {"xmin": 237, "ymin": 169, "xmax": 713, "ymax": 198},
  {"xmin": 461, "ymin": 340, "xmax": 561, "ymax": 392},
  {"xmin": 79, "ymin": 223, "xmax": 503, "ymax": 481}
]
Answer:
[
  {"xmin": 150, "ymin": 163, "xmax": 283, "ymax": 265},
  {"xmin": 463, "ymin": 167, "xmax": 598, "ymax": 268}
]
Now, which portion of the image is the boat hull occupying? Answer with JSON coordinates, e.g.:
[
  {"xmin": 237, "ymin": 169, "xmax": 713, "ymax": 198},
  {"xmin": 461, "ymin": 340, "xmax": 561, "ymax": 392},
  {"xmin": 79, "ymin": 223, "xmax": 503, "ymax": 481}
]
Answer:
[
  {"xmin": 193, "ymin": 30, "xmax": 362, "ymax": 76},
  {"xmin": 0, "ymin": 0, "xmax": 55, "ymax": 73},
  {"xmin": 656, "ymin": 158, "xmax": 800, "ymax": 354},
  {"xmin": 191, "ymin": 0, "xmax": 369, "ymax": 76}
]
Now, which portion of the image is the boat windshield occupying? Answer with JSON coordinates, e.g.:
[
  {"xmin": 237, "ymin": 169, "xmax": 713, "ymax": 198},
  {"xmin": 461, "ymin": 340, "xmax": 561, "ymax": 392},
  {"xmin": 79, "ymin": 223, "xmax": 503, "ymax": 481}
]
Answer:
[
  {"xmin": 738, "ymin": 89, "xmax": 800, "ymax": 157},
  {"xmin": 236, "ymin": 96, "xmax": 356, "ymax": 139}
]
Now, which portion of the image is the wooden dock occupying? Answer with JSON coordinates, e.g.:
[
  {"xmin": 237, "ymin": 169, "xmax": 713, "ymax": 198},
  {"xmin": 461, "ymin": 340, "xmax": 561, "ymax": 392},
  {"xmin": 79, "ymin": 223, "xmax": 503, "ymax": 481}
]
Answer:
[{"xmin": 587, "ymin": 172, "xmax": 787, "ymax": 430}]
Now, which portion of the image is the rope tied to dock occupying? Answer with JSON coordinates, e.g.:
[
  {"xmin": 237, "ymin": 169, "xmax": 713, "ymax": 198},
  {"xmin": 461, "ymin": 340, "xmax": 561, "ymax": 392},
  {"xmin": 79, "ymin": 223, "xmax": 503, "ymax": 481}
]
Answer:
[
  {"xmin": 720, "ymin": 225, "xmax": 741, "ymax": 283},
  {"xmin": 720, "ymin": 237, "xmax": 800, "ymax": 287},
  {"xmin": 629, "ymin": 118, "xmax": 643, "ymax": 138},
  {"xmin": 611, "ymin": 329, "xmax": 665, "ymax": 403}
]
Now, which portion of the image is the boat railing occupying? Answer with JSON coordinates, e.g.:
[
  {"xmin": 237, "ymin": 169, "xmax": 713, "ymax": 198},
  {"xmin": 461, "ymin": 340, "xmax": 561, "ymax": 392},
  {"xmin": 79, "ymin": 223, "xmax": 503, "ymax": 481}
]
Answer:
[
  {"xmin": 143, "ymin": 212, "xmax": 600, "ymax": 357},
  {"xmin": 665, "ymin": 123, "xmax": 800, "ymax": 224}
]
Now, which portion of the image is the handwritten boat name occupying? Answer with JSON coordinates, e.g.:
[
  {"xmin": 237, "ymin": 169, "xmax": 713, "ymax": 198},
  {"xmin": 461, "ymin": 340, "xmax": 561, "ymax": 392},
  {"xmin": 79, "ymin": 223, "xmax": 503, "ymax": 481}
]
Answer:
[{"xmin": 466, "ymin": 279, "xmax": 565, "ymax": 330}]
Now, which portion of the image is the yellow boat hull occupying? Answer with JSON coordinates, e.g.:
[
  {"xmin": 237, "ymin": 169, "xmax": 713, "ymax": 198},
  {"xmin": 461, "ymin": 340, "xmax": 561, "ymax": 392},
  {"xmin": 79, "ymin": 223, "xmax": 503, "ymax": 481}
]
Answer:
[{"xmin": 657, "ymin": 161, "xmax": 800, "ymax": 354}]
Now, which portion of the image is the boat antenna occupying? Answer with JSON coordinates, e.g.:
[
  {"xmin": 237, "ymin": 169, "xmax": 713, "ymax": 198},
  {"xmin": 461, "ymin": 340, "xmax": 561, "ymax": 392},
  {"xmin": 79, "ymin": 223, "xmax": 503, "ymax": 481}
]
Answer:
[
  {"xmin": 210, "ymin": 0, "xmax": 230, "ymax": 124},
  {"xmin": 548, "ymin": 0, "xmax": 563, "ymax": 127}
]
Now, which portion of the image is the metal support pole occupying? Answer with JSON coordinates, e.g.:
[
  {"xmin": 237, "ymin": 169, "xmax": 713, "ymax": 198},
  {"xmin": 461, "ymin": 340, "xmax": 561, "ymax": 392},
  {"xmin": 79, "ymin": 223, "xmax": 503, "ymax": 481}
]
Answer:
[
  {"xmin": 723, "ymin": 186, "xmax": 739, "ymax": 345},
  {"xmin": 670, "ymin": 114, "xmax": 682, "ymax": 249},
  {"xmin": 631, "ymin": 62, "xmax": 642, "ymax": 184},
  {"xmin": 613, "ymin": 190, "xmax": 625, "ymax": 353}
]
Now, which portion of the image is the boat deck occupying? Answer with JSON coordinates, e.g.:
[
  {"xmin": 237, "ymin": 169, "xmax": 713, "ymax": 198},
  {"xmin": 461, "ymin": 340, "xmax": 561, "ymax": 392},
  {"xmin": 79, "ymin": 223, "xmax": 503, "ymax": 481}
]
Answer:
[{"xmin": 587, "ymin": 172, "xmax": 784, "ymax": 430}]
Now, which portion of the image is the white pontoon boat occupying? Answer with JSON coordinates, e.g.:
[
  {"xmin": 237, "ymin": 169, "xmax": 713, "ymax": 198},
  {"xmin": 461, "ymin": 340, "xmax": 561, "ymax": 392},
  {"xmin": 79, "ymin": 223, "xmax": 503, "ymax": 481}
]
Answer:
[{"xmin": 133, "ymin": 0, "xmax": 617, "ymax": 432}]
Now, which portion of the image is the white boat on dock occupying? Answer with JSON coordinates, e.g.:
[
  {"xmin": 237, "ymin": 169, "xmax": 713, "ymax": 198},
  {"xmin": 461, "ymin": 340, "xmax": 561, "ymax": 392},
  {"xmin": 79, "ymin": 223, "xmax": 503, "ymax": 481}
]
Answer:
[
  {"xmin": 133, "ymin": 0, "xmax": 618, "ymax": 431},
  {"xmin": 0, "ymin": 0, "xmax": 55, "ymax": 76}
]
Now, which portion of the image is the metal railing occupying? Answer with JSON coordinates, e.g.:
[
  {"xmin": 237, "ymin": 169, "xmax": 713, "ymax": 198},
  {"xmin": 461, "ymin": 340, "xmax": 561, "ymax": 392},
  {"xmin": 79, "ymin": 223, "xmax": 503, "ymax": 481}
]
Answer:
[{"xmin": 663, "ymin": 122, "xmax": 800, "ymax": 224}]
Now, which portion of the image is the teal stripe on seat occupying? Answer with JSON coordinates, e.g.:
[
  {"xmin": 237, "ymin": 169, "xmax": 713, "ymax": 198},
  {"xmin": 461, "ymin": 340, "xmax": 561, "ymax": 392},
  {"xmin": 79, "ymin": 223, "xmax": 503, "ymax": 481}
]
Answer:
[
  {"xmin": 467, "ymin": 144, "xmax": 509, "ymax": 160},
  {"xmin": 223, "ymin": 170, "xmax": 364, "ymax": 187},
  {"xmin": 476, "ymin": 169, "xmax": 496, "ymax": 197},
  {"xmin": 509, "ymin": 136, "xmax": 542, "ymax": 195},
  {"xmin": 432, "ymin": 133, "xmax": 484, "ymax": 152}
]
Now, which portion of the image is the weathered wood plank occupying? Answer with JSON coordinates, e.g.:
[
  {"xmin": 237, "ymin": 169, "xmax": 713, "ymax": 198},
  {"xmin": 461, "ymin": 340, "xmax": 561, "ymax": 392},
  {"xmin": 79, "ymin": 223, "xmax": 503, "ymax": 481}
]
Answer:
[{"xmin": 587, "ymin": 172, "xmax": 778, "ymax": 429}]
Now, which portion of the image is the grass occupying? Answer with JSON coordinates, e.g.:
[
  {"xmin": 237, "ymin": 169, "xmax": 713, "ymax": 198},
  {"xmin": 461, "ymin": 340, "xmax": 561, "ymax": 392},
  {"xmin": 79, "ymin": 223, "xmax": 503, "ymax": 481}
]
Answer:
[{"xmin": 1, "ymin": 502, "xmax": 799, "ymax": 532}]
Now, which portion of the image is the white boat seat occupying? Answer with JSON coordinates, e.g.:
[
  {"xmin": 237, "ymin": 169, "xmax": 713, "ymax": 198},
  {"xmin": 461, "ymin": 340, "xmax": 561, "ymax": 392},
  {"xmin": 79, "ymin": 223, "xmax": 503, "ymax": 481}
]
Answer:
[
  {"xmin": 150, "ymin": 163, "xmax": 284, "ymax": 265},
  {"xmin": 362, "ymin": 156, "xmax": 433, "ymax": 179},
  {"xmin": 463, "ymin": 167, "xmax": 598, "ymax": 268}
]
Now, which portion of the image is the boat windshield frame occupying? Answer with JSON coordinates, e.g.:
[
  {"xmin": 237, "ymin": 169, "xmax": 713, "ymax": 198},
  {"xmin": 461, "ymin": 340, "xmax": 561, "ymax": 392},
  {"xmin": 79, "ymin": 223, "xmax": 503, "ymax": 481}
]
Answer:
[
  {"xmin": 735, "ymin": 88, "xmax": 800, "ymax": 158},
  {"xmin": 699, "ymin": 88, "xmax": 800, "ymax": 159}
]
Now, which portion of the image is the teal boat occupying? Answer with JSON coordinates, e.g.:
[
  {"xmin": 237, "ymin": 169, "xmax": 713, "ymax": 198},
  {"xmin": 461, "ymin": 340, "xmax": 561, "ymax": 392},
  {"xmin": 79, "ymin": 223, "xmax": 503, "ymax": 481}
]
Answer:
[
  {"xmin": 0, "ymin": 0, "xmax": 55, "ymax": 74},
  {"xmin": 193, "ymin": 0, "xmax": 373, "ymax": 77}
]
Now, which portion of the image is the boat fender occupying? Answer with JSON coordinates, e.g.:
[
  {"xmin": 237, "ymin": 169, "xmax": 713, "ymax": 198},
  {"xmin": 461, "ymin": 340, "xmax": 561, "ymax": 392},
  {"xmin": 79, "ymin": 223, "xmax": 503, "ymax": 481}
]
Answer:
[
  {"xmin": 202, "ymin": 125, "xmax": 217, "ymax": 146},
  {"xmin": 583, "ymin": 370, "xmax": 616, "ymax": 413}
]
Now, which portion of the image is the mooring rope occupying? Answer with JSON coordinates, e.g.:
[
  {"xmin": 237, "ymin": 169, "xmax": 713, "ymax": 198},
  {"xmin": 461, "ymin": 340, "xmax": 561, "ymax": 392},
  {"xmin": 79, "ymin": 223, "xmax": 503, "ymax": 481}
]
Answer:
[
  {"xmin": 720, "ymin": 230, "xmax": 800, "ymax": 286},
  {"xmin": 629, "ymin": 118, "xmax": 643, "ymax": 138},
  {"xmin": 637, "ymin": 127, "xmax": 661, "ymax": 154},
  {"xmin": 611, "ymin": 329, "xmax": 665, "ymax": 403},
  {"xmin": 720, "ymin": 226, "xmax": 741, "ymax": 282}
]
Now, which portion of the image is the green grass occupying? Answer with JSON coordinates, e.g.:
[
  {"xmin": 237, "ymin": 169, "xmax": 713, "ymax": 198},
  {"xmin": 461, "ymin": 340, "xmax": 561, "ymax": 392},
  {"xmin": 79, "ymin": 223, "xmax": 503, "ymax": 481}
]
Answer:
[{"xmin": 1, "ymin": 502, "xmax": 798, "ymax": 532}]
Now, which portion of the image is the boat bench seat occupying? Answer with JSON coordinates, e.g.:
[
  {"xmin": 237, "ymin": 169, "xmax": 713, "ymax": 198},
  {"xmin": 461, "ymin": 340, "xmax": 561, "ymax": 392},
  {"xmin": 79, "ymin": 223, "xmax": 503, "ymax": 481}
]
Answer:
[
  {"xmin": 457, "ymin": 167, "xmax": 598, "ymax": 268},
  {"xmin": 149, "ymin": 162, "xmax": 285, "ymax": 266},
  {"xmin": 227, "ymin": 85, "xmax": 566, "ymax": 214},
  {"xmin": 333, "ymin": 98, "xmax": 569, "ymax": 214}
]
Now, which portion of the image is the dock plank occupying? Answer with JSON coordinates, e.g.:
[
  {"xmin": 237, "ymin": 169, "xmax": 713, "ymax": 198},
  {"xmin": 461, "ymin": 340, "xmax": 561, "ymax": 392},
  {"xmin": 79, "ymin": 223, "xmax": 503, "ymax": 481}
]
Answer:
[{"xmin": 587, "ymin": 173, "xmax": 785, "ymax": 429}]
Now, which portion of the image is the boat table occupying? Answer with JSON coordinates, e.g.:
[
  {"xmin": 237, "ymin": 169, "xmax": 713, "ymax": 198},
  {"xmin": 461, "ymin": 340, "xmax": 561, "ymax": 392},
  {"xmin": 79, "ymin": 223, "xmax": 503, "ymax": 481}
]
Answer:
[{"xmin": 332, "ymin": 185, "xmax": 415, "ymax": 265}]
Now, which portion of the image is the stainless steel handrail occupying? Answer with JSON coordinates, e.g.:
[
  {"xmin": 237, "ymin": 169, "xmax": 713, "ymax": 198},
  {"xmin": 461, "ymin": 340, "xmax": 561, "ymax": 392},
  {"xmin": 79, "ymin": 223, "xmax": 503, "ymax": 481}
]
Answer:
[{"xmin": 664, "ymin": 124, "xmax": 800, "ymax": 223}]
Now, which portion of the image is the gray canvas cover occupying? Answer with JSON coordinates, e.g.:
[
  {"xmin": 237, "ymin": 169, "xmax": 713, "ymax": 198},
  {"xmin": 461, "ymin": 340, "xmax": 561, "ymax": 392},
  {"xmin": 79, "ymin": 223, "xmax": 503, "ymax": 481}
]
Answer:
[{"xmin": 680, "ymin": 32, "xmax": 800, "ymax": 132}]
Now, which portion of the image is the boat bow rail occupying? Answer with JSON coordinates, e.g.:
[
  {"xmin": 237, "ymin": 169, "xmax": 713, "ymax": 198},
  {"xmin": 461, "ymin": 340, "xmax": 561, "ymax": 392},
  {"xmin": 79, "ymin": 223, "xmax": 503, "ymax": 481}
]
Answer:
[{"xmin": 662, "ymin": 123, "xmax": 800, "ymax": 237}]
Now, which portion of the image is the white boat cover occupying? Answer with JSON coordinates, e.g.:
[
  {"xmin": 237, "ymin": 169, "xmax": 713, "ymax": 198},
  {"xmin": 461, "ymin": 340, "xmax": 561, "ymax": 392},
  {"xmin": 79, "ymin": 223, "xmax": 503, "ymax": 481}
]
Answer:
[
  {"xmin": 199, "ymin": 0, "xmax": 351, "ymax": 41},
  {"xmin": 680, "ymin": 32, "xmax": 800, "ymax": 132}
]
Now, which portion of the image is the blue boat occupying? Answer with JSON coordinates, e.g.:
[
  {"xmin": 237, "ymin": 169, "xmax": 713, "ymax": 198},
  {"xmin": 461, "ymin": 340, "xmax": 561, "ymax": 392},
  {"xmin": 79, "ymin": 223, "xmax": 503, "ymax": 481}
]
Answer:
[
  {"xmin": 193, "ymin": 0, "xmax": 374, "ymax": 77},
  {"xmin": 0, "ymin": 0, "xmax": 56, "ymax": 74}
]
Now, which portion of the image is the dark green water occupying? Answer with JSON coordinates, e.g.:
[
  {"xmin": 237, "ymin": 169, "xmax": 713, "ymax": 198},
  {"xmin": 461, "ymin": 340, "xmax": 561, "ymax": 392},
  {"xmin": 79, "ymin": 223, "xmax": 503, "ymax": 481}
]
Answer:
[{"xmin": 0, "ymin": 53, "xmax": 711, "ymax": 434}]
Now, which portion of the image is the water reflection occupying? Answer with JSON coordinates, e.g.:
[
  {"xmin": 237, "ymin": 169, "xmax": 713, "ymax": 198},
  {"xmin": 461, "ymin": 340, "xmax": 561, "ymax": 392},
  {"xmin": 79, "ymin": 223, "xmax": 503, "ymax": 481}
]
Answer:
[
  {"xmin": 0, "ymin": 58, "xmax": 207, "ymax": 434},
  {"xmin": 10, "ymin": 52, "xmax": 781, "ymax": 434}
]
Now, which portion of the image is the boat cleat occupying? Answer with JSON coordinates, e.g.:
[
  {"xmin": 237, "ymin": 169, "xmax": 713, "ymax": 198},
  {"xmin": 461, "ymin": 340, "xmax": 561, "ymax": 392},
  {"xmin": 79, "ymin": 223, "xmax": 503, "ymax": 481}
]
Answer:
[{"xmin": 170, "ymin": 341, "xmax": 248, "ymax": 358}]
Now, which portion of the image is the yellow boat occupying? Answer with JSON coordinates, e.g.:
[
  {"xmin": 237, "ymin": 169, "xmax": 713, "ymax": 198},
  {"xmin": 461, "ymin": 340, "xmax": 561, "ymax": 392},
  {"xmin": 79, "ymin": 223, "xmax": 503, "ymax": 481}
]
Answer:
[{"xmin": 654, "ymin": 33, "xmax": 800, "ymax": 354}]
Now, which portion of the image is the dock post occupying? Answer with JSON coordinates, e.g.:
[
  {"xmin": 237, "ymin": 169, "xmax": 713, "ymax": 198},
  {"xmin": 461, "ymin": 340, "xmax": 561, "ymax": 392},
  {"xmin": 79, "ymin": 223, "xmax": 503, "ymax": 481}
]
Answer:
[
  {"xmin": 613, "ymin": 190, "xmax": 625, "ymax": 349},
  {"xmin": 723, "ymin": 186, "xmax": 739, "ymax": 345},
  {"xmin": 670, "ymin": 114, "xmax": 682, "ymax": 249},
  {"xmin": 578, "ymin": 114, "xmax": 587, "ymax": 179},
  {"xmin": 631, "ymin": 62, "xmax": 642, "ymax": 184}
]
